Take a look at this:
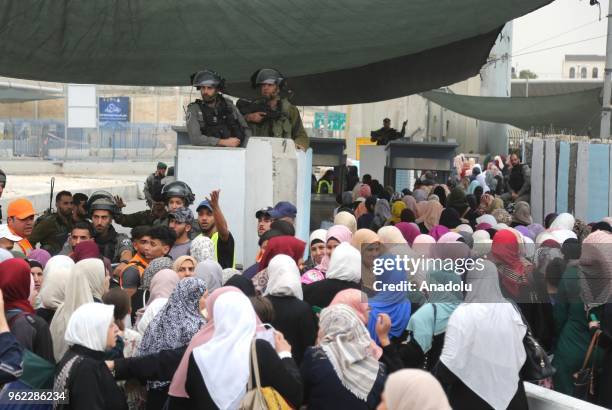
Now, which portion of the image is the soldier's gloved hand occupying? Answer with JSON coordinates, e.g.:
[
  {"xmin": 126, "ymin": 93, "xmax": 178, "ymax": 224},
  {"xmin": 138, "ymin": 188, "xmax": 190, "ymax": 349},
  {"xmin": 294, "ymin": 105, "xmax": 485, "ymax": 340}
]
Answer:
[
  {"xmin": 245, "ymin": 112, "xmax": 267, "ymax": 123},
  {"xmin": 217, "ymin": 138, "xmax": 241, "ymax": 147}
]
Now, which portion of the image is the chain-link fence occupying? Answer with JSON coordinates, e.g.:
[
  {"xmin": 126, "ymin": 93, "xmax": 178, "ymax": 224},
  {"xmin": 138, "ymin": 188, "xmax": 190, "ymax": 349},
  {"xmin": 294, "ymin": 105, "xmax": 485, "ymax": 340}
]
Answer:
[{"xmin": 0, "ymin": 119, "xmax": 176, "ymax": 161}]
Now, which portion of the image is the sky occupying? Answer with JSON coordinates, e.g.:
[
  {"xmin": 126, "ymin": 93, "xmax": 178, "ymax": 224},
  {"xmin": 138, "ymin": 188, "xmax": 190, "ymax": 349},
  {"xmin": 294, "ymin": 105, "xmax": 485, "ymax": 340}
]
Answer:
[{"xmin": 512, "ymin": 0, "xmax": 609, "ymax": 78}]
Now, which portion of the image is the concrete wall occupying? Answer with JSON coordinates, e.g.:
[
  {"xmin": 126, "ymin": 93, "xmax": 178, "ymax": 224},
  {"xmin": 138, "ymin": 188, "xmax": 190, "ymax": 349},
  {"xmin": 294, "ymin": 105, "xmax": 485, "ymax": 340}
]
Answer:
[{"xmin": 0, "ymin": 160, "xmax": 173, "ymax": 175}]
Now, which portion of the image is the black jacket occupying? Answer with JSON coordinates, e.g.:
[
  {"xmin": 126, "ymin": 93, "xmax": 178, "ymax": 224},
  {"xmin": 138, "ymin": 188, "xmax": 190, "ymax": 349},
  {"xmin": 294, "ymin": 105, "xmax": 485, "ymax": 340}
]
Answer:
[
  {"xmin": 55, "ymin": 345, "xmax": 128, "ymax": 410},
  {"xmin": 7, "ymin": 311, "xmax": 54, "ymax": 363},
  {"xmin": 301, "ymin": 346, "xmax": 386, "ymax": 410},
  {"xmin": 303, "ymin": 279, "xmax": 360, "ymax": 311},
  {"xmin": 175, "ymin": 339, "xmax": 302, "ymax": 409},
  {"xmin": 266, "ymin": 295, "xmax": 317, "ymax": 364}
]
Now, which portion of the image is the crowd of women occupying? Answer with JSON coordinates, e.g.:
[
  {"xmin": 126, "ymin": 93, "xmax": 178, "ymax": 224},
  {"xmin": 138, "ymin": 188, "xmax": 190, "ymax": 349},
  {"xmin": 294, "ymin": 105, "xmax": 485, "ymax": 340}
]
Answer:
[{"xmin": 0, "ymin": 158, "xmax": 611, "ymax": 409}]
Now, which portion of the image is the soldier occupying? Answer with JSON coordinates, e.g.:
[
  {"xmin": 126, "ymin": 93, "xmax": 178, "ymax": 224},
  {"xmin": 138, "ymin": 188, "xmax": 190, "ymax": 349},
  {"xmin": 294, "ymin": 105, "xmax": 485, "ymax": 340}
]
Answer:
[
  {"xmin": 86, "ymin": 191, "xmax": 133, "ymax": 275},
  {"xmin": 240, "ymin": 68, "xmax": 309, "ymax": 150},
  {"xmin": 186, "ymin": 69, "xmax": 249, "ymax": 147},
  {"xmin": 370, "ymin": 118, "xmax": 407, "ymax": 146},
  {"xmin": 29, "ymin": 190, "xmax": 74, "ymax": 255},
  {"xmin": 144, "ymin": 162, "xmax": 167, "ymax": 207}
]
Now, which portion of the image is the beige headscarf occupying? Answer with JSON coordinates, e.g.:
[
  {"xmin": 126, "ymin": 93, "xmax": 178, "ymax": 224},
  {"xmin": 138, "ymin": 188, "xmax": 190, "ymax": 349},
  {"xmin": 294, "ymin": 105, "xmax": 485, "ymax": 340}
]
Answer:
[
  {"xmin": 334, "ymin": 211, "xmax": 357, "ymax": 234},
  {"xmin": 50, "ymin": 258, "xmax": 107, "ymax": 361},
  {"xmin": 39, "ymin": 256, "xmax": 75, "ymax": 310},
  {"xmin": 415, "ymin": 200, "xmax": 443, "ymax": 231},
  {"xmin": 383, "ymin": 369, "xmax": 451, "ymax": 410}
]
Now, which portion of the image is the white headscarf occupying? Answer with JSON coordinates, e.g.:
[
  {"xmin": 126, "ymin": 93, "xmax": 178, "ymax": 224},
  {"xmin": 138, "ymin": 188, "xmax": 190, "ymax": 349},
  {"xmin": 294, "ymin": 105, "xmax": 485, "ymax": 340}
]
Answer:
[
  {"xmin": 193, "ymin": 292, "xmax": 257, "ymax": 410},
  {"xmin": 39, "ymin": 256, "xmax": 75, "ymax": 309},
  {"xmin": 549, "ymin": 213, "xmax": 575, "ymax": 231},
  {"xmin": 264, "ymin": 254, "xmax": 303, "ymax": 300},
  {"xmin": 50, "ymin": 258, "xmax": 107, "ymax": 361},
  {"xmin": 441, "ymin": 260, "xmax": 526, "ymax": 410},
  {"xmin": 309, "ymin": 229, "xmax": 327, "ymax": 245},
  {"xmin": 65, "ymin": 303, "xmax": 114, "ymax": 352},
  {"xmin": 325, "ymin": 242, "xmax": 361, "ymax": 283},
  {"xmin": 475, "ymin": 173, "xmax": 490, "ymax": 193}
]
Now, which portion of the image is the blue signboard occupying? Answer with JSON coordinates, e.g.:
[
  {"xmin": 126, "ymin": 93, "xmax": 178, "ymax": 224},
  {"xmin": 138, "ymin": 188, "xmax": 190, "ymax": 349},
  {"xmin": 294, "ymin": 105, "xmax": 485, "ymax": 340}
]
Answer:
[{"xmin": 99, "ymin": 97, "xmax": 130, "ymax": 122}]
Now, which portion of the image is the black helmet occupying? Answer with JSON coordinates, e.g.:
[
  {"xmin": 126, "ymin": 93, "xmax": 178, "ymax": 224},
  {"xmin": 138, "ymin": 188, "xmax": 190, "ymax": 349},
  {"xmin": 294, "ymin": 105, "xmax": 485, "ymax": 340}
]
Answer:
[
  {"xmin": 86, "ymin": 190, "xmax": 119, "ymax": 217},
  {"xmin": 251, "ymin": 68, "xmax": 285, "ymax": 89},
  {"xmin": 161, "ymin": 181, "xmax": 195, "ymax": 206},
  {"xmin": 190, "ymin": 70, "xmax": 225, "ymax": 90}
]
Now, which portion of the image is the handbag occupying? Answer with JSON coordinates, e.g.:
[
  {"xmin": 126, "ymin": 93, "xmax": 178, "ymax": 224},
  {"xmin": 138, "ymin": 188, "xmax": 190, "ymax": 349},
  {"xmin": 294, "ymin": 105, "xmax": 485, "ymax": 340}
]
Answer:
[
  {"xmin": 511, "ymin": 304, "xmax": 555, "ymax": 381},
  {"xmin": 573, "ymin": 330, "xmax": 601, "ymax": 402},
  {"xmin": 239, "ymin": 339, "xmax": 292, "ymax": 410}
]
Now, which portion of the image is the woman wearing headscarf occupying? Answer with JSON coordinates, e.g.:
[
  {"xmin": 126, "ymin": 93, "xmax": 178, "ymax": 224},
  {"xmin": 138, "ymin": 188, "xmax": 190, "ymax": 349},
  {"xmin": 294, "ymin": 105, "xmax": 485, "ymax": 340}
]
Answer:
[
  {"xmin": 172, "ymin": 255, "xmax": 197, "ymax": 279},
  {"xmin": 432, "ymin": 186, "xmax": 447, "ymax": 208},
  {"xmin": 401, "ymin": 194, "xmax": 418, "ymax": 214},
  {"xmin": 446, "ymin": 187, "xmax": 469, "ymax": 217},
  {"xmin": 415, "ymin": 200, "xmax": 443, "ymax": 234},
  {"xmin": 436, "ymin": 259, "xmax": 528, "ymax": 410},
  {"xmin": 394, "ymin": 222, "xmax": 421, "ymax": 246},
  {"xmin": 367, "ymin": 255, "xmax": 411, "ymax": 346},
  {"xmin": 389, "ymin": 201, "xmax": 407, "ymax": 225},
  {"xmin": 304, "ymin": 242, "xmax": 362, "ymax": 312},
  {"xmin": 36, "ymin": 255, "xmax": 75, "ymax": 324},
  {"xmin": 428, "ymin": 225, "xmax": 450, "ymax": 241},
  {"xmin": 54, "ymin": 303, "xmax": 126, "ymax": 409},
  {"xmin": 371, "ymin": 199, "xmax": 392, "ymax": 232},
  {"xmin": 334, "ymin": 211, "xmax": 357, "ymax": 234},
  {"xmin": 252, "ymin": 235, "xmax": 305, "ymax": 294},
  {"xmin": 305, "ymin": 228, "xmax": 327, "ymax": 271},
  {"xmin": 224, "ymin": 274, "xmax": 256, "ymax": 296},
  {"xmin": 50, "ymin": 258, "xmax": 107, "ymax": 361},
  {"xmin": 28, "ymin": 248, "xmax": 51, "ymax": 269},
  {"xmin": 491, "ymin": 229, "xmax": 533, "ymax": 301},
  {"xmin": 189, "ymin": 235, "xmax": 216, "ymax": 263},
  {"xmin": 194, "ymin": 260, "xmax": 223, "ymax": 293},
  {"xmin": 357, "ymin": 196, "xmax": 378, "ymax": 230},
  {"xmin": 0, "ymin": 258, "xmax": 54, "ymax": 362},
  {"xmin": 141, "ymin": 257, "xmax": 174, "ymax": 295},
  {"xmin": 137, "ymin": 277, "xmax": 207, "ymax": 409},
  {"xmin": 301, "ymin": 304, "xmax": 386, "ymax": 409},
  {"xmin": 136, "ymin": 269, "xmax": 180, "ymax": 335},
  {"xmin": 412, "ymin": 189, "xmax": 427, "ymax": 203},
  {"xmin": 378, "ymin": 369, "xmax": 451, "ymax": 410},
  {"xmin": 439, "ymin": 208, "xmax": 462, "ymax": 230},
  {"xmin": 180, "ymin": 291, "xmax": 303, "ymax": 409},
  {"xmin": 263, "ymin": 254, "xmax": 316, "ymax": 364},
  {"xmin": 302, "ymin": 226, "xmax": 350, "ymax": 285},
  {"xmin": 577, "ymin": 230, "xmax": 612, "ymax": 406},
  {"xmin": 511, "ymin": 201, "xmax": 533, "ymax": 227}
]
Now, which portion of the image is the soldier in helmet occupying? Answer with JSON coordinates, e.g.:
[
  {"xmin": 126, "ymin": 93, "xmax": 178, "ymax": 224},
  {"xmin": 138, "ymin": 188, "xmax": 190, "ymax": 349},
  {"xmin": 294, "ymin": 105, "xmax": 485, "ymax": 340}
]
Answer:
[
  {"xmin": 240, "ymin": 68, "xmax": 309, "ymax": 150},
  {"xmin": 186, "ymin": 69, "xmax": 249, "ymax": 147},
  {"xmin": 86, "ymin": 191, "xmax": 133, "ymax": 275}
]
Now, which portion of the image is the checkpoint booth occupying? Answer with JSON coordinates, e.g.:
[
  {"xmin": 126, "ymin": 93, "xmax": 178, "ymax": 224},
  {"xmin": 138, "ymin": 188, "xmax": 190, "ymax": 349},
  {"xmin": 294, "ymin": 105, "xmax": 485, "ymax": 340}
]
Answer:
[
  {"xmin": 309, "ymin": 137, "xmax": 347, "ymax": 231},
  {"xmin": 384, "ymin": 140, "xmax": 458, "ymax": 188},
  {"xmin": 172, "ymin": 127, "xmax": 312, "ymax": 267}
]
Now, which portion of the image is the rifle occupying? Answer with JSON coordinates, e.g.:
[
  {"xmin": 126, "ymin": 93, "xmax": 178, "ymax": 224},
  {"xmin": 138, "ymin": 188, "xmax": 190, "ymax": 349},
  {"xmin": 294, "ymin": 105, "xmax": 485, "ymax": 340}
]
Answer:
[{"xmin": 236, "ymin": 98, "xmax": 284, "ymax": 121}]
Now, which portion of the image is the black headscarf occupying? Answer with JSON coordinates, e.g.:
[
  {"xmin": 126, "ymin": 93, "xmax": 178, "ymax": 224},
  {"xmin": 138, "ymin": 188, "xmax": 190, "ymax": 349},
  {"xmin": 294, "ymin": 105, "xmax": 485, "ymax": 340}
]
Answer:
[
  {"xmin": 225, "ymin": 275, "xmax": 256, "ymax": 297},
  {"xmin": 433, "ymin": 186, "xmax": 447, "ymax": 208},
  {"xmin": 439, "ymin": 208, "xmax": 461, "ymax": 229}
]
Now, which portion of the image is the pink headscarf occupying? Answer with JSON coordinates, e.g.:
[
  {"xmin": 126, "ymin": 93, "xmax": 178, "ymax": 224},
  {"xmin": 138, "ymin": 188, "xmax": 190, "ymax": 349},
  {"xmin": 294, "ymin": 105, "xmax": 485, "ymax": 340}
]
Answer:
[
  {"xmin": 435, "ymin": 232, "xmax": 471, "ymax": 260},
  {"xmin": 168, "ymin": 286, "xmax": 265, "ymax": 398},
  {"xmin": 28, "ymin": 249, "xmax": 51, "ymax": 268},
  {"xmin": 329, "ymin": 289, "xmax": 382, "ymax": 360},
  {"xmin": 395, "ymin": 222, "xmax": 421, "ymax": 246},
  {"xmin": 147, "ymin": 269, "xmax": 180, "ymax": 306},
  {"xmin": 315, "ymin": 225, "xmax": 353, "ymax": 273},
  {"xmin": 429, "ymin": 225, "xmax": 450, "ymax": 241}
]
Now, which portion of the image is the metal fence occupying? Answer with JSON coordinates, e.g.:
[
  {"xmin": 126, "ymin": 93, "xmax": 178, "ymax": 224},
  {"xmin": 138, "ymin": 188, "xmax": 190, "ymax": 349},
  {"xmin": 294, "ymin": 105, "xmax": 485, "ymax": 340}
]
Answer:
[{"xmin": 0, "ymin": 119, "xmax": 176, "ymax": 161}]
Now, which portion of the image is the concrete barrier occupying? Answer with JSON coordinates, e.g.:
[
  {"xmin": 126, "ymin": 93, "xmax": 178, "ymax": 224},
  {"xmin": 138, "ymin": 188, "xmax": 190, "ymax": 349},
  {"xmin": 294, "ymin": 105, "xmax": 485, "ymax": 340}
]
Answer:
[{"xmin": 525, "ymin": 382, "xmax": 607, "ymax": 410}]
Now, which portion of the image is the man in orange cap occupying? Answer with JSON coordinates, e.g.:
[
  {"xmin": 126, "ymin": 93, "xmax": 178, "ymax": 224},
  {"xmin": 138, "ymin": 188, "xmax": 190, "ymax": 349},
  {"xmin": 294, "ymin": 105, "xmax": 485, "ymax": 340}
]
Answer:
[{"xmin": 6, "ymin": 198, "xmax": 35, "ymax": 255}]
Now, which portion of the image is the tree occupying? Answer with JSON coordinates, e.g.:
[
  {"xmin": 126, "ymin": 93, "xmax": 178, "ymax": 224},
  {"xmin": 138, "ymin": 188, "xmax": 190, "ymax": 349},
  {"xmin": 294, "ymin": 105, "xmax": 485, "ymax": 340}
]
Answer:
[{"xmin": 518, "ymin": 69, "xmax": 538, "ymax": 79}]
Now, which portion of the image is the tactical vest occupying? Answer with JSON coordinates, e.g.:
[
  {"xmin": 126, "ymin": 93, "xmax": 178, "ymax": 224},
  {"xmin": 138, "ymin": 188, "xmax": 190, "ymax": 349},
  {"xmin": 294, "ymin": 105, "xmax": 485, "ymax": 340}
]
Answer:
[
  {"xmin": 195, "ymin": 97, "xmax": 245, "ymax": 141},
  {"xmin": 251, "ymin": 98, "xmax": 292, "ymax": 139},
  {"xmin": 119, "ymin": 254, "xmax": 148, "ymax": 288},
  {"xmin": 95, "ymin": 227, "xmax": 120, "ymax": 262}
]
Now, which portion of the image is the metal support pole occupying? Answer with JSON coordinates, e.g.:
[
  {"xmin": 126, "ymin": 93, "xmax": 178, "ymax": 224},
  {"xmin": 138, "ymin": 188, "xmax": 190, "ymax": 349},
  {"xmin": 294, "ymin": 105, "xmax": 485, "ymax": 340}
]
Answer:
[
  {"xmin": 600, "ymin": 0, "xmax": 612, "ymax": 139},
  {"xmin": 64, "ymin": 85, "xmax": 68, "ymax": 160},
  {"xmin": 324, "ymin": 106, "xmax": 329, "ymax": 138}
]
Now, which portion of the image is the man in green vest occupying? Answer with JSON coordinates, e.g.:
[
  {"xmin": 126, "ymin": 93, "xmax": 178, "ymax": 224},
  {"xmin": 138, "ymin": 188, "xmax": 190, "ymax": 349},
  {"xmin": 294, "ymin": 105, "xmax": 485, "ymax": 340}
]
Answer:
[
  {"xmin": 241, "ymin": 68, "xmax": 309, "ymax": 150},
  {"xmin": 196, "ymin": 190, "xmax": 235, "ymax": 269}
]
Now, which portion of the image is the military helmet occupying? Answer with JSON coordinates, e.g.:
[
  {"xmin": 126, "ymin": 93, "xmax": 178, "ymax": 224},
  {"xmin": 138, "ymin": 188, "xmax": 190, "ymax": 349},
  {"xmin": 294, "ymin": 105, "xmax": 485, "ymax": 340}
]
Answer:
[
  {"xmin": 191, "ymin": 70, "xmax": 225, "ymax": 90},
  {"xmin": 251, "ymin": 68, "xmax": 286, "ymax": 89},
  {"xmin": 161, "ymin": 181, "xmax": 195, "ymax": 206},
  {"xmin": 86, "ymin": 190, "xmax": 119, "ymax": 217}
]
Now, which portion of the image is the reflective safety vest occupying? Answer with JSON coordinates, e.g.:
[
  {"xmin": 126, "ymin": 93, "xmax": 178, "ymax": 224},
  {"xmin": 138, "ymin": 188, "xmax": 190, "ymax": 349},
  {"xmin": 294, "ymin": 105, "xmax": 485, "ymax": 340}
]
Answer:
[
  {"xmin": 210, "ymin": 231, "xmax": 236, "ymax": 268},
  {"xmin": 317, "ymin": 179, "xmax": 333, "ymax": 194},
  {"xmin": 119, "ymin": 253, "xmax": 149, "ymax": 288}
]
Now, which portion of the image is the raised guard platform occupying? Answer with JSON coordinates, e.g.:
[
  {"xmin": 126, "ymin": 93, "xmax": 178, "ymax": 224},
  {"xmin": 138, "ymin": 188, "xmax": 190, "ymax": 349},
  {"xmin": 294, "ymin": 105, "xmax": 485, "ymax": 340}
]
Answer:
[
  {"xmin": 175, "ymin": 137, "xmax": 312, "ymax": 267},
  {"xmin": 384, "ymin": 140, "xmax": 458, "ymax": 187}
]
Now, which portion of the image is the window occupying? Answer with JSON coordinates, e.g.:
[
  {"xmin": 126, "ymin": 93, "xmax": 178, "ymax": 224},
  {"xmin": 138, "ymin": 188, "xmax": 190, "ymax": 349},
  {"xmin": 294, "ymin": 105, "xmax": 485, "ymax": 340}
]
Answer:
[
  {"xmin": 569, "ymin": 67, "xmax": 576, "ymax": 78},
  {"xmin": 593, "ymin": 67, "xmax": 599, "ymax": 78},
  {"xmin": 581, "ymin": 67, "xmax": 587, "ymax": 79}
]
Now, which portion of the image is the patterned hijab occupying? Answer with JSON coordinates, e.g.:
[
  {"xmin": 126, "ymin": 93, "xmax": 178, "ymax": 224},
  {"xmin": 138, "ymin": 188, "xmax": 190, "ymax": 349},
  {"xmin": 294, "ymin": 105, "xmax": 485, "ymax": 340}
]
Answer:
[
  {"xmin": 319, "ymin": 304, "xmax": 380, "ymax": 401},
  {"xmin": 142, "ymin": 257, "xmax": 174, "ymax": 290},
  {"xmin": 138, "ymin": 277, "xmax": 207, "ymax": 364}
]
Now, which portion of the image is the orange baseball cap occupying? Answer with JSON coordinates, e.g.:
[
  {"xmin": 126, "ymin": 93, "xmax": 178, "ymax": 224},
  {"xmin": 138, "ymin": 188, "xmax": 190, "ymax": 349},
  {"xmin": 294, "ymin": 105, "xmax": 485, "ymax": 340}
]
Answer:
[{"xmin": 7, "ymin": 198, "xmax": 35, "ymax": 219}]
